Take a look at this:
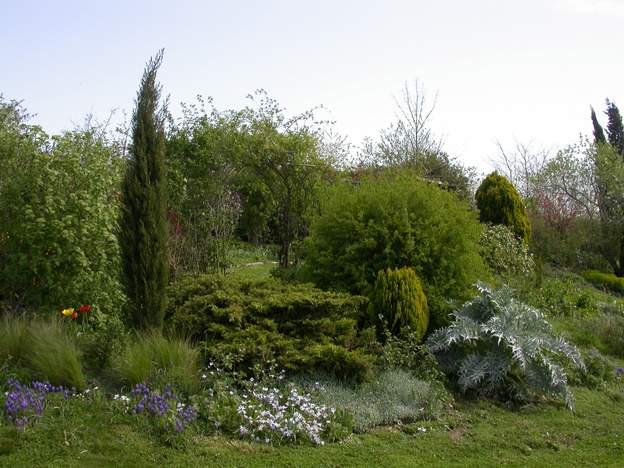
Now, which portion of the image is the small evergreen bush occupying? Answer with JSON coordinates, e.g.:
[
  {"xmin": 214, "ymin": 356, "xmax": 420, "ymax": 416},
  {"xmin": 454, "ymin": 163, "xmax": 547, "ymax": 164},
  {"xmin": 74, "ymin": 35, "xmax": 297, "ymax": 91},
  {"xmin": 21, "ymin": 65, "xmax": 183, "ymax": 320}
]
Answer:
[
  {"xmin": 475, "ymin": 172, "xmax": 531, "ymax": 242},
  {"xmin": 369, "ymin": 267, "xmax": 429, "ymax": 340},
  {"xmin": 427, "ymin": 284, "xmax": 584, "ymax": 409},
  {"xmin": 165, "ymin": 275, "xmax": 376, "ymax": 383}
]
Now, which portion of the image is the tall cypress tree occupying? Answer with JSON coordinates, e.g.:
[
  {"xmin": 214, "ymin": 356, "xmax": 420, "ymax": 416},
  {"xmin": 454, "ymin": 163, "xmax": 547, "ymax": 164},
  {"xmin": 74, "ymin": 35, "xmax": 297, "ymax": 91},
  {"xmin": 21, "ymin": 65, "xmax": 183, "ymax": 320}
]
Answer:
[
  {"xmin": 591, "ymin": 106, "xmax": 606, "ymax": 145},
  {"xmin": 119, "ymin": 50, "xmax": 169, "ymax": 330},
  {"xmin": 605, "ymin": 99, "xmax": 624, "ymax": 156}
]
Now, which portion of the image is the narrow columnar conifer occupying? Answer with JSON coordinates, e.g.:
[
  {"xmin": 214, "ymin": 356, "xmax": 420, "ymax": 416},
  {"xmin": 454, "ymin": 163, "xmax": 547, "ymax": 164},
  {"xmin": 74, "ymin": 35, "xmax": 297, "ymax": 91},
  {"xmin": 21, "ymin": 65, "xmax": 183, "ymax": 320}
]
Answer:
[
  {"xmin": 369, "ymin": 267, "xmax": 429, "ymax": 341},
  {"xmin": 119, "ymin": 50, "xmax": 169, "ymax": 330}
]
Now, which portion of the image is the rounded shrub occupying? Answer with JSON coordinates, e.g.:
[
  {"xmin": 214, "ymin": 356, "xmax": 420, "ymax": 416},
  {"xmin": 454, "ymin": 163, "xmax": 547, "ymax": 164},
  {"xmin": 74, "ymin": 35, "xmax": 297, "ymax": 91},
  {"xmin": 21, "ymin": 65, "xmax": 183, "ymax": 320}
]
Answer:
[
  {"xmin": 369, "ymin": 267, "xmax": 429, "ymax": 340},
  {"xmin": 479, "ymin": 224, "xmax": 534, "ymax": 278},
  {"xmin": 475, "ymin": 172, "xmax": 531, "ymax": 242},
  {"xmin": 302, "ymin": 174, "xmax": 486, "ymax": 327}
]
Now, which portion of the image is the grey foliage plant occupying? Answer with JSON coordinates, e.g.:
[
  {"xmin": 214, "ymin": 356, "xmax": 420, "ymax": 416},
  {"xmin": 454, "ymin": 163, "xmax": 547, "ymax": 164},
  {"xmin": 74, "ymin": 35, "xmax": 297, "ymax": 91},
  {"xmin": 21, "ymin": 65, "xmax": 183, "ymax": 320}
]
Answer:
[{"xmin": 426, "ymin": 284, "xmax": 584, "ymax": 409}]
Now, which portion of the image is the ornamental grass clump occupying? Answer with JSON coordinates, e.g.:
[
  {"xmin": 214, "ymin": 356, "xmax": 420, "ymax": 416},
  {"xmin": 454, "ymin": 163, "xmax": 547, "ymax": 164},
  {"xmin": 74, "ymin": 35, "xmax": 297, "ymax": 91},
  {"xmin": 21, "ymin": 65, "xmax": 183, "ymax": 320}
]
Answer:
[
  {"xmin": 0, "ymin": 316, "xmax": 86, "ymax": 391},
  {"xmin": 427, "ymin": 284, "xmax": 584, "ymax": 409},
  {"xmin": 111, "ymin": 332, "xmax": 200, "ymax": 394}
]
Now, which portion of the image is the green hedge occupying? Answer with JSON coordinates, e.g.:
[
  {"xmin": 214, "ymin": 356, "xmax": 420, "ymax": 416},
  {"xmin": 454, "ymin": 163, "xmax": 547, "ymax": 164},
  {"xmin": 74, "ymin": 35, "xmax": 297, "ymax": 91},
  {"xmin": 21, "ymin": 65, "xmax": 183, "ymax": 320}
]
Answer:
[
  {"xmin": 582, "ymin": 270, "xmax": 624, "ymax": 294},
  {"xmin": 165, "ymin": 275, "xmax": 377, "ymax": 383}
]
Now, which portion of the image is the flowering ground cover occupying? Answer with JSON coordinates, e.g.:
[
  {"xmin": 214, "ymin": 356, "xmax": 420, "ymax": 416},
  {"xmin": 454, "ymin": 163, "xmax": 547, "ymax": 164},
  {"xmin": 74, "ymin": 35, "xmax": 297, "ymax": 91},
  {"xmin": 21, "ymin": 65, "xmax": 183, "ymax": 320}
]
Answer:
[{"xmin": 0, "ymin": 383, "xmax": 622, "ymax": 467}]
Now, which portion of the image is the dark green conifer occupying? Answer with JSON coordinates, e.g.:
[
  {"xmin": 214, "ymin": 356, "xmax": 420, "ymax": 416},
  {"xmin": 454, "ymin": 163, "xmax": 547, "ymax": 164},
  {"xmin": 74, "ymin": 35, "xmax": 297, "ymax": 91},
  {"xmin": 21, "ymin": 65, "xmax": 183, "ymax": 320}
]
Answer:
[
  {"xmin": 591, "ymin": 106, "xmax": 606, "ymax": 145},
  {"xmin": 475, "ymin": 172, "xmax": 531, "ymax": 243},
  {"xmin": 119, "ymin": 50, "xmax": 169, "ymax": 330},
  {"xmin": 605, "ymin": 99, "xmax": 624, "ymax": 156}
]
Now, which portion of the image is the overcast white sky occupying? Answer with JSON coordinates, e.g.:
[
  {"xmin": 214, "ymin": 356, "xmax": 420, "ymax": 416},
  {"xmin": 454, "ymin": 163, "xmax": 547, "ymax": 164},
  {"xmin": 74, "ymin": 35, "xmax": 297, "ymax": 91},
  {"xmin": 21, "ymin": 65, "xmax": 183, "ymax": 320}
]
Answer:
[{"xmin": 2, "ymin": 0, "xmax": 623, "ymax": 171}]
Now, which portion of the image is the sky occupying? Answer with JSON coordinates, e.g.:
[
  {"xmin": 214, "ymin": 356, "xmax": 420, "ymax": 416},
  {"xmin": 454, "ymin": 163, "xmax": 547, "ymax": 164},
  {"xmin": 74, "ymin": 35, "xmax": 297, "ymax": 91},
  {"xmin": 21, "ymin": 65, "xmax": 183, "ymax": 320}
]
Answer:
[{"xmin": 2, "ymin": 0, "xmax": 624, "ymax": 172}]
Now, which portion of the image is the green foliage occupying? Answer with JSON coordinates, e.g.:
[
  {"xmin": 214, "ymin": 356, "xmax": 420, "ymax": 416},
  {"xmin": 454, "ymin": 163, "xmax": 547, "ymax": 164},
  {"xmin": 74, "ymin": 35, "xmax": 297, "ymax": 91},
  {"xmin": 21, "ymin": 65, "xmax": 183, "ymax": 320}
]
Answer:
[
  {"xmin": 427, "ymin": 285, "xmax": 584, "ymax": 409},
  {"xmin": 476, "ymin": 172, "xmax": 531, "ymax": 242},
  {"xmin": 0, "ymin": 316, "xmax": 85, "ymax": 391},
  {"xmin": 119, "ymin": 51, "xmax": 169, "ymax": 330},
  {"xmin": 302, "ymin": 174, "xmax": 486, "ymax": 327},
  {"xmin": 369, "ymin": 267, "xmax": 429, "ymax": 339},
  {"xmin": 298, "ymin": 369, "xmax": 444, "ymax": 433},
  {"xmin": 573, "ymin": 313, "xmax": 624, "ymax": 358},
  {"xmin": 77, "ymin": 311, "xmax": 128, "ymax": 371},
  {"xmin": 567, "ymin": 348, "xmax": 617, "ymax": 389},
  {"xmin": 380, "ymin": 331, "xmax": 445, "ymax": 383},
  {"xmin": 0, "ymin": 100, "xmax": 125, "ymax": 314},
  {"xmin": 480, "ymin": 224, "xmax": 535, "ymax": 279},
  {"xmin": 522, "ymin": 275, "xmax": 599, "ymax": 317},
  {"xmin": 111, "ymin": 332, "xmax": 200, "ymax": 394},
  {"xmin": 165, "ymin": 275, "xmax": 377, "ymax": 383},
  {"xmin": 582, "ymin": 270, "xmax": 624, "ymax": 294}
]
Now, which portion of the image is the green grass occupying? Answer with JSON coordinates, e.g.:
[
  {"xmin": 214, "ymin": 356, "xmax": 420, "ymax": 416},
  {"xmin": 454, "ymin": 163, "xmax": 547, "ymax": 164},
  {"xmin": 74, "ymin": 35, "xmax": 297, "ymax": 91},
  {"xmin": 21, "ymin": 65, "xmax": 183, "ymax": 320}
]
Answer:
[
  {"xmin": 0, "ymin": 385, "xmax": 622, "ymax": 467},
  {"xmin": 0, "ymin": 316, "xmax": 86, "ymax": 391},
  {"xmin": 111, "ymin": 332, "xmax": 200, "ymax": 394},
  {"xmin": 228, "ymin": 262, "xmax": 276, "ymax": 281}
]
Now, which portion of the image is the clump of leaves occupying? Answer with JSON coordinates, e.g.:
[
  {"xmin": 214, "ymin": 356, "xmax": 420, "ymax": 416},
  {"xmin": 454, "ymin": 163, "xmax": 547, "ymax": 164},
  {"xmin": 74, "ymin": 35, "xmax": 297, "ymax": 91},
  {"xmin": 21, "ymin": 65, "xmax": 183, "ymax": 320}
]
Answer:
[
  {"xmin": 479, "ymin": 224, "xmax": 534, "ymax": 279},
  {"xmin": 427, "ymin": 284, "xmax": 584, "ymax": 409}
]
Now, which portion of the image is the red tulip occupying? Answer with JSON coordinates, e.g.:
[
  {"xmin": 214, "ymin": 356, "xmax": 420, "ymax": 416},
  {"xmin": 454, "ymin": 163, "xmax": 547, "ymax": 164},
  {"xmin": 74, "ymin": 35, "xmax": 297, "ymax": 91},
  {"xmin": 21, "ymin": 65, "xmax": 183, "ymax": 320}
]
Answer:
[{"xmin": 79, "ymin": 304, "xmax": 92, "ymax": 313}]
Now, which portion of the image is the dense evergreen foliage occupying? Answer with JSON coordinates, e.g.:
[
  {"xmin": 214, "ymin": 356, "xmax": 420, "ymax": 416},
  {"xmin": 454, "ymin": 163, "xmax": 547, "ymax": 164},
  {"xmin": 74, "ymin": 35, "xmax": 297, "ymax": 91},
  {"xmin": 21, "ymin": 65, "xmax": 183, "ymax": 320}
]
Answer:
[
  {"xmin": 302, "ymin": 174, "xmax": 486, "ymax": 327},
  {"xmin": 119, "ymin": 52, "xmax": 169, "ymax": 330},
  {"xmin": 369, "ymin": 267, "xmax": 429, "ymax": 340},
  {"xmin": 475, "ymin": 172, "xmax": 531, "ymax": 242},
  {"xmin": 165, "ymin": 275, "xmax": 377, "ymax": 383}
]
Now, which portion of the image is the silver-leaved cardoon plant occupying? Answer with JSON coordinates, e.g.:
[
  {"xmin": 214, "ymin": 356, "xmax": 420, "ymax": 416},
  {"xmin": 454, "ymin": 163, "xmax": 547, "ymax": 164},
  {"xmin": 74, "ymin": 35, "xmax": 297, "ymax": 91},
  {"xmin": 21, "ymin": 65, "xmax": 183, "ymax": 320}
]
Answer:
[{"xmin": 427, "ymin": 284, "xmax": 585, "ymax": 409}]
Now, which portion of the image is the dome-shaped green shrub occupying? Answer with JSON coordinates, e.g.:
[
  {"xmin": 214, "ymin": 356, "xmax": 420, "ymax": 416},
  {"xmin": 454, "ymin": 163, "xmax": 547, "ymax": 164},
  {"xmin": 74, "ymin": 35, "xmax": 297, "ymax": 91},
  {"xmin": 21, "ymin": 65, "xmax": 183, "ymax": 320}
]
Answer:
[
  {"xmin": 475, "ymin": 172, "xmax": 531, "ymax": 242},
  {"xmin": 369, "ymin": 267, "xmax": 429, "ymax": 340}
]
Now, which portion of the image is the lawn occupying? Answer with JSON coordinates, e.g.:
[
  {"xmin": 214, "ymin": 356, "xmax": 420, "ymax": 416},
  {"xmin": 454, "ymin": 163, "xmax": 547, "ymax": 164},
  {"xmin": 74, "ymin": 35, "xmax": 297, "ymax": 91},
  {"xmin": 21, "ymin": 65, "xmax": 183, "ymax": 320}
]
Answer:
[{"xmin": 1, "ymin": 385, "xmax": 622, "ymax": 467}]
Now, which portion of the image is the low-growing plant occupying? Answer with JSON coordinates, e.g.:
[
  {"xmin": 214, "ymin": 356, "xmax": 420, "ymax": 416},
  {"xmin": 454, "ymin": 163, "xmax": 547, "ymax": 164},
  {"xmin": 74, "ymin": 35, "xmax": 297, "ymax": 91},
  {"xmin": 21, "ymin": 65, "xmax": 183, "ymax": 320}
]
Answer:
[
  {"xmin": 427, "ymin": 284, "xmax": 584, "ymax": 409},
  {"xmin": 567, "ymin": 349, "xmax": 617, "ymax": 389},
  {"xmin": 77, "ymin": 311, "xmax": 128, "ymax": 371},
  {"xmin": 2, "ymin": 378, "xmax": 72, "ymax": 430},
  {"xmin": 193, "ymin": 366, "xmax": 351, "ymax": 445},
  {"xmin": 369, "ymin": 267, "xmax": 429, "ymax": 340},
  {"xmin": 111, "ymin": 333, "xmax": 200, "ymax": 394},
  {"xmin": 298, "ymin": 369, "xmax": 444, "ymax": 433}
]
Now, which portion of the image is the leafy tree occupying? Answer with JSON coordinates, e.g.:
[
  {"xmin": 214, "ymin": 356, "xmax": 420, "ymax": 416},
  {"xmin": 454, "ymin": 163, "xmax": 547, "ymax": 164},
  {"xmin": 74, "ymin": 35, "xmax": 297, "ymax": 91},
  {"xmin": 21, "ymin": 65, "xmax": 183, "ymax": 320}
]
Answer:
[
  {"xmin": 119, "ymin": 51, "xmax": 169, "ymax": 330},
  {"xmin": 475, "ymin": 172, "xmax": 531, "ymax": 242},
  {"xmin": 166, "ymin": 99, "xmax": 245, "ymax": 275},
  {"xmin": 359, "ymin": 81, "xmax": 475, "ymax": 200},
  {"xmin": 0, "ymin": 97, "xmax": 125, "ymax": 313}
]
